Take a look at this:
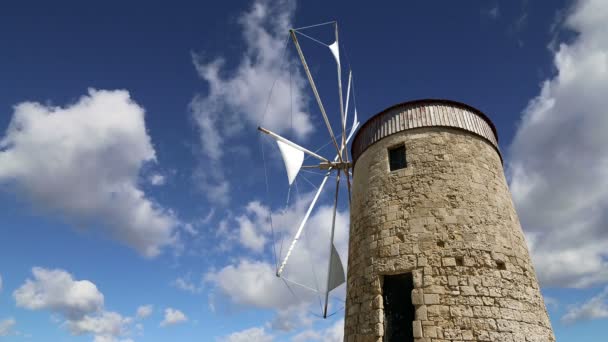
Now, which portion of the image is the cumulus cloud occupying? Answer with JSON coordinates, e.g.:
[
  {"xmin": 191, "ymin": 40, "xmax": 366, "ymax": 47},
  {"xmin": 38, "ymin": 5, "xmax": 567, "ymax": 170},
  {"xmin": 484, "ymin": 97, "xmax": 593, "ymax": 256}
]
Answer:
[
  {"xmin": 14, "ymin": 267, "xmax": 104, "ymax": 320},
  {"xmin": 160, "ymin": 308, "xmax": 188, "ymax": 327},
  {"xmin": 0, "ymin": 318, "xmax": 16, "ymax": 337},
  {"xmin": 136, "ymin": 305, "xmax": 153, "ymax": 319},
  {"xmin": 292, "ymin": 318, "xmax": 344, "ymax": 342},
  {"xmin": 205, "ymin": 191, "xmax": 349, "ymax": 331},
  {"xmin": 66, "ymin": 311, "xmax": 132, "ymax": 340},
  {"xmin": 205, "ymin": 259, "xmax": 292, "ymax": 309},
  {"xmin": 0, "ymin": 89, "xmax": 178, "ymax": 257},
  {"xmin": 217, "ymin": 326, "xmax": 274, "ymax": 342},
  {"xmin": 14, "ymin": 267, "xmax": 133, "ymax": 341},
  {"xmin": 508, "ymin": 0, "xmax": 608, "ymax": 288},
  {"xmin": 561, "ymin": 287, "xmax": 608, "ymax": 324},
  {"xmin": 190, "ymin": 0, "xmax": 312, "ymax": 204},
  {"xmin": 270, "ymin": 304, "xmax": 314, "ymax": 332}
]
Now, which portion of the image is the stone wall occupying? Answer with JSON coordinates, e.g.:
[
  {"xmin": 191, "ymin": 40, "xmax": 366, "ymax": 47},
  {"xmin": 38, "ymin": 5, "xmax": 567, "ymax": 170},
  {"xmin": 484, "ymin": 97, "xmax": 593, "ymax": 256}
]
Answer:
[{"xmin": 344, "ymin": 126, "xmax": 555, "ymax": 342}]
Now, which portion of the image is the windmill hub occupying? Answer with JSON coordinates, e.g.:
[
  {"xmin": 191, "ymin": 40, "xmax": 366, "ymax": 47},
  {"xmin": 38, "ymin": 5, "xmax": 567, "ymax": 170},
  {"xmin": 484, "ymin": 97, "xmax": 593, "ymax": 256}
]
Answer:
[{"xmin": 319, "ymin": 161, "xmax": 351, "ymax": 171}]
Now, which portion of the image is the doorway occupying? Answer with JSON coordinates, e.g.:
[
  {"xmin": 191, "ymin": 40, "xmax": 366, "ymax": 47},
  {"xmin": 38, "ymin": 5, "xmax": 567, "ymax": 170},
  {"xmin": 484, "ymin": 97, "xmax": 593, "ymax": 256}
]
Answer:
[{"xmin": 382, "ymin": 273, "xmax": 416, "ymax": 341}]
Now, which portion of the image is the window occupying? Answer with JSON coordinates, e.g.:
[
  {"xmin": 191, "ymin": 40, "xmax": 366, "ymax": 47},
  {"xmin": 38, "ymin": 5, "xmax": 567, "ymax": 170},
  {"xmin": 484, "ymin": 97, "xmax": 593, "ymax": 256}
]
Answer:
[
  {"xmin": 383, "ymin": 273, "xmax": 415, "ymax": 341},
  {"xmin": 455, "ymin": 256, "xmax": 464, "ymax": 266},
  {"xmin": 388, "ymin": 145, "xmax": 407, "ymax": 171}
]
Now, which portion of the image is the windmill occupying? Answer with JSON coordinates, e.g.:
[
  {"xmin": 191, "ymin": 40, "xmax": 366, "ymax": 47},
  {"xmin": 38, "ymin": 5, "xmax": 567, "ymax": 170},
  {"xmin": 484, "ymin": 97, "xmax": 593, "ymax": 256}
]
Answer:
[{"xmin": 257, "ymin": 21, "xmax": 359, "ymax": 319}]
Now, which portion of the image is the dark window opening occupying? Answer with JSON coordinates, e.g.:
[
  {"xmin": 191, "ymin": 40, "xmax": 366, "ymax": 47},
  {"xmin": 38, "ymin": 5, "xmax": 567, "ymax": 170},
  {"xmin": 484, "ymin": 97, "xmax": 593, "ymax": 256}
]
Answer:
[
  {"xmin": 388, "ymin": 145, "xmax": 407, "ymax": 171},
  {"xmin": 437, "ymin": 240, "xmax": 445, "ymax": 248},
  {"xmin": 383, "ymin": 273, "xmax": 415, "ymax": 342},
  {"xmin": 496, "ymin": 261, "xmax": 506, "ymax": 270},
  {"xmin": 455, "ymin": 256, "xmax": 464, "ymax": 266}
]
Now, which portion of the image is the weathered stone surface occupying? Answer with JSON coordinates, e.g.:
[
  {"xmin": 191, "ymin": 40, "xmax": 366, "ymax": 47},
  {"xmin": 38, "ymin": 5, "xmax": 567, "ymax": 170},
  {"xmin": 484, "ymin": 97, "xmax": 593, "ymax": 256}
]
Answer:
[{"xmin": 344, "ymin": 102, "xmax": 555, "ymax": 341}]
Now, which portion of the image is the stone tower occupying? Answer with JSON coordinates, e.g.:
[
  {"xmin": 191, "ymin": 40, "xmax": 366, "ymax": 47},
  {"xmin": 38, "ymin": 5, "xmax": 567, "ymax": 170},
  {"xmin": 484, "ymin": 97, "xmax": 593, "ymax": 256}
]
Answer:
[{"xmin": 344, "ymin": 100, "xmax": 555, "ymax": 342}]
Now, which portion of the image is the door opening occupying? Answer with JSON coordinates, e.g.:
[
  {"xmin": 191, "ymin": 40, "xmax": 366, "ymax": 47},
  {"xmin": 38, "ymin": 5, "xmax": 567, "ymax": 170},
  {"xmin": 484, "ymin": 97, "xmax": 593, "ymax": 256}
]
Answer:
[{"xmin": 382, "ymin": 273, "xmax": 416, "ymax": 341}]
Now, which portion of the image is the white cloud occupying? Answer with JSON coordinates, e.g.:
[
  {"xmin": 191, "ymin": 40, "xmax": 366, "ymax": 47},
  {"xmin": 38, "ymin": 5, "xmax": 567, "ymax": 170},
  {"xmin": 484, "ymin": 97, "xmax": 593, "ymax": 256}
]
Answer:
[
  {"xmin": 0, "ymin": 318, "xmax": 16, "ymax": 337},
  {"xmin": 205, "ymin": 191, "xmax": 349, "ymax": 332},
  {"xmin": 270, "ymin": 304, "xmax": 314, "ymax": 332},
  {"xmin": 0, "ymin": 88, "xmax": 178, "ymax": 257},
  {"xmin": 136, "ymin": 305, "xmax": 153, "ymax": 319},
  {"xmin": 190, "ymin": 0, "xmax": 312, "ymax": 203},
  {"xmin": 148, "ymin": 173, "xmax": 166, "ymax": 186},
  {"xmin": 14, "ymin": 267, "xmax": 134, "ymax": 341},
  {"xmin": 205, "ymin": 259, "xmax": 293, "ymax": 309},
  {"xmin": 508, "ymin": 0, "xmax": 608, "ymax": 288},
  {"xmin": 217, "ymin": 326, "xmax": 274, "ymax": 342},
  {"xmin": 292, "ymin": 318, "xmax": 344, "ymax": 342},
  {"xmin": 160, "ymin": 308, "xmax": 188, "ymax": 327},
  {"xmin": 544, "ymin": 296, "xmax": 559, "ymax": 310},
  {"xmin": 172, "ymin": 275, "xmax": 203, "ymax": 294},
  {"xmin": 14, "ymin": 267, "xmax": 104, "ymax": 320},
  {"xmin": 66, "ymin": 311, "xmax": 132, "ymax": 339},
  {"xmin": 561, "ymin": 287, "xmax": 608, "ymax": 324}
]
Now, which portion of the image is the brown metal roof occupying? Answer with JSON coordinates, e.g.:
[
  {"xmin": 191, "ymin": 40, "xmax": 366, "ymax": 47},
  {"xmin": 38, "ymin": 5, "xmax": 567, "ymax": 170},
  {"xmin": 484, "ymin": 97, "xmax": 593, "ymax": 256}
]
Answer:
[{"xmin": 350, "ymin": 99, "xmax": 500, "ymax": 166}]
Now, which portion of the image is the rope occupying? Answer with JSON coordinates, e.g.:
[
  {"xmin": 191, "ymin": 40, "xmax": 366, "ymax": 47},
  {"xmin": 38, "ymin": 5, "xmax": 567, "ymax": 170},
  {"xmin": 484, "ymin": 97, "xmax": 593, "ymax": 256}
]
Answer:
[
  {"xmin": 292, "ymin": 21, "xmax": 336, "ymax": 31},
  {"xmin": 297, "ymin": 172, "xmax": 321, "ymax": 190},
  {"xmin": 295, "ymin": 30, "xmax": 330, "ymax": 47},
  {"xmin": 290, "ymin": 59, "xmax": 294, "ymax": 135},
  {"xmin": 260, "ymin": 136, "xmax": 279, "ymax": 272},
  {"xmin": 325, "ymin": 305, "xmax": 345, "ymax": 318},
  {"xmin": 258, "ymin": 35, "xmax": 290, "ymax": 126}
]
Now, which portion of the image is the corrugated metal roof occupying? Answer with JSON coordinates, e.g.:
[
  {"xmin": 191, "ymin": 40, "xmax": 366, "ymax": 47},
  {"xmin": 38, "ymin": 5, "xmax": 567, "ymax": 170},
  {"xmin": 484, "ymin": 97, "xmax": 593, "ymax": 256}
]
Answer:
[{"xmin": 351, "ymin": 99, "xmax": 501, "ymax": 166}]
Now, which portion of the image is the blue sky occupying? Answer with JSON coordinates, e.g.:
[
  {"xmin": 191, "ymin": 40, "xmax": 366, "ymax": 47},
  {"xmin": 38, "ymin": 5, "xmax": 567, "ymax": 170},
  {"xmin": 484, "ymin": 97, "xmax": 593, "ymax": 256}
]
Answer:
[{"xmin": 1, "ymin": 0, "xmax": 608, "ymax": 341}]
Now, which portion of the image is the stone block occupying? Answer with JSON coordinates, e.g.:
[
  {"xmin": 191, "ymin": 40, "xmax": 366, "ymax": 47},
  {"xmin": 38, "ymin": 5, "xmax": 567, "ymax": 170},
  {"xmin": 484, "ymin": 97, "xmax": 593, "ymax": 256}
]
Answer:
[
  {"xmin": 424, "ymin": 293, "xmax": 440, "ymax": 305},
  {"xmin": 413, "ymin": 320, "xmax": 422, "ymax": 338}
]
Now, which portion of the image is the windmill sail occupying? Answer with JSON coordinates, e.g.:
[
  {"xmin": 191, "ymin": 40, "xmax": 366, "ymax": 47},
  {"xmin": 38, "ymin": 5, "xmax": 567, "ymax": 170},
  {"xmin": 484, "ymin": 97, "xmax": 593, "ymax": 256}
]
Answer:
[
  {"xmin": 259, "ymin": 21, "xmax": 356, "ymax": 320},
  {"xmin": 328, "ymin": 41, "xmax": 340, "ymax": 67},
  {"xmin": 346, "ymin": 107, "xmax": 360, "ymax": 144},
  {"xmin": 276, "ymin": 140, "xmax": 304, "ymax": 186},
  {"xmin": 327, "ymin": 243, "xmax": 345, "ymax": 291}
]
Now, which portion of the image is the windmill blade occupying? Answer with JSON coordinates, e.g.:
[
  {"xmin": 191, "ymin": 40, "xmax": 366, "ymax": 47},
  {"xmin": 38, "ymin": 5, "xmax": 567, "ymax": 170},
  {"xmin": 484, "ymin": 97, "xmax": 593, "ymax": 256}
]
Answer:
[
  {"xmin": 323, "ymin": 169, "xmax": 342, "ymax": 318},
  {"xmin": 290, "ymin": 29, "xmax": 343, "ymax": 161},
  {"xmin": 277, "ymin": 169, "xmax": 332, "ymax": 277},
  {"xmin": 327, "ymin": 243, "xmax": 345, "ymax": 292},
  {"xmin": 258, "ymin": 126, "xmax": 329, "ymax": 163},
  {"xmin": 344, "ymin": 70, "xmax": 352, "ymax": 126},
  {"xmin": 276, "ymin": 140, "xmax": 304, "ymax": 186},
  {"xmin": 344, "ymin": 108, "xmax": 360, "ymax": 151},
  {"xmin": 328, "ymin": 41, "xmax": 340, "ymax": 68},
  {"xmin": 330, "ymin": 22, "xmax": 347, "ymax": 162}
]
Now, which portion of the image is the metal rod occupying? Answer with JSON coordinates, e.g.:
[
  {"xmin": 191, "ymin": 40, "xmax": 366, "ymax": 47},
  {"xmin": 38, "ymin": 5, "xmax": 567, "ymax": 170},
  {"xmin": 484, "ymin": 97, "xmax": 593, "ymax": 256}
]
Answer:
[
  {"xmin": 289, "ymin": 29, "xmax": 343, "ymax": 162},
  {"xmin": 324, "ymin": 169, "xmax": 341, "ymax": 318},
  {"xmin": 258, "ymin": 126, "xmax": 329, "ymax": 163},
  {"xmin": 334, "ymin": 22, "xmax": 347, "ymax": 163},
  {"xmin": 345, "ymin": 168, "xmax": 353, "ymax": 207},
  {"xmin": 344, "ymin": 70, "xmax": 352, "ymax": 131},
  {"xmin": 277, "ymin": 170, "xmax": 332, "ymax": 277}
]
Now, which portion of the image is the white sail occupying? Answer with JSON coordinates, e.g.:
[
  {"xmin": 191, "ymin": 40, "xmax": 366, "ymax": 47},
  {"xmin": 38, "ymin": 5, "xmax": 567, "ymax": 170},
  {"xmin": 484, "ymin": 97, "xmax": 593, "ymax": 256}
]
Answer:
[
  {"xmin": 327, "ymin": 243, "xmax": 345, "ymax": 292},
  {"xmin": 276, "ymin": 140, "xmax": 304, "ymax": 186},
  {"xmin": 346, "ymin": 107, "xmax": 360, "ymax": 146},
  {"xmin": 328, "ymin": 41, "xmax": 340, "ymax": 67}
]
